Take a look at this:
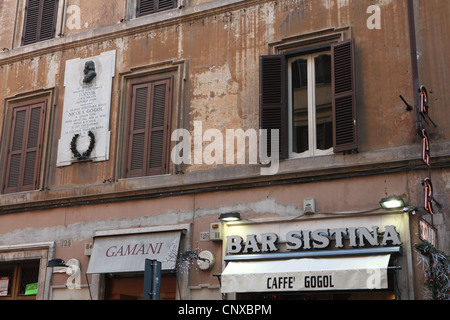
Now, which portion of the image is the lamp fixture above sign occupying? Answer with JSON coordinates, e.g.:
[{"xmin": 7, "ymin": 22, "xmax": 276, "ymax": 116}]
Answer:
[
  {"xmin": 379, "ymin": 196, "xmax": 406, "ymax": 210},
  {"xmin": 219, "ymin": 212, "xmax": 242, "ymax": 222}
]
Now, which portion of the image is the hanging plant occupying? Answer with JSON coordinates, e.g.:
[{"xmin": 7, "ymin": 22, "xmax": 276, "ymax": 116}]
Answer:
[
  {"xmin": 70, "ymin": 131, "xmax": 96, "ymax": 161},
  {"xmin": 414, "ymin": 241, "xmax": 450, "ymax": 300}
]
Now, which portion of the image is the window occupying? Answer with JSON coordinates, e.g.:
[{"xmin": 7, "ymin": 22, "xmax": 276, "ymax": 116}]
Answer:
[
  {"xmin": 22, "ymin": 0, "xmax": 59, "ymax": 45},
  {"xmin": 289, "ymin": 52, "xmax": 333, "ymax": 157},
  {"xmin": 260, "ymin": 39, "xmax": 357, "ymax": 159},
  {"xmin": 2, "ymin": 101, "xmax": 46, "ymax": 194},
  {"xmin": 125, "ymin": 77, "xmax": 173, "ymax": 178},
  {"xmin": 0, "ymin": 261, "xmax": 40, "ymax": 300},
  {"xmin": 136, "ymin": 0, "xmax": 177, "ymax": 17}
]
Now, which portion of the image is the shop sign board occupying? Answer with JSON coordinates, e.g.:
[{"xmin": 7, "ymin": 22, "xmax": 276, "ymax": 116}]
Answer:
[
  {"xmin": 226, "ymin": 225, "xmax": 401, "ymax": 255},
  {"xmin": 24, "ymin": 283, "xmax": 38, "ymax": 296},
  {"xmin": 87, "ymin": 231, "xmax": 181, "ymax": 274},
  {"xmin": 0, "ymin": 277, "xmax": 9, "ymax": 296},
  {"xmin": 419, "ymin": 218, "xmax": 437, "ymax": 246}
]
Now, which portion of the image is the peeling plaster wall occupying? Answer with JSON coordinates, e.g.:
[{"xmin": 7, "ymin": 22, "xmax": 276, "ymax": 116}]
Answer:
[
  {"xmin": 0, "ymin": 171, "xmax": 413, "ymax": 289},
  {"xmin": 64, "ymin": 0, "xmax": 125, "ymax": 36},
  {"xmin": 1, "ymin": 1, "xmax": 447, "ymax": 168},
  {"xmin": 415, "ymin": 0, "xmax": 450, "ymax": 141},
  {"xmin": 0, "ymin": 0, "xmax": 447, "ymax": 213},
  {"xmin": 0, "ymin": 0, "xmax": 16, "ymax": 49},
  {"xmin": 0, "ymin": 0, "xmax": 449, "ymax": 299}
]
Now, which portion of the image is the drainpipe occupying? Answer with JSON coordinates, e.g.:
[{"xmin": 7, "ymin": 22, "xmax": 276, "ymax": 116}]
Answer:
[{"xmin": 407, "ymin": 0, "xmax": 422, "ymax": 134}]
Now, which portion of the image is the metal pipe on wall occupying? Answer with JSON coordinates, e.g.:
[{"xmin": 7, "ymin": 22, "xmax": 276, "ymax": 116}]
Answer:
[{"xmin": 406, "ymin": 0, "xmax": 423, "ymax": 135}]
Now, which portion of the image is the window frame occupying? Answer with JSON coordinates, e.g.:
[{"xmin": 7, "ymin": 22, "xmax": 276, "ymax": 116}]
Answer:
[
  {"xmin": 124, "ymin": 76, "xmax": 173, "ymax": 179},
  {"xmin": 0, "ymin": 261, "xmax": 40, "ymax": 300},
  {"xmin": 287, "ymin": 51, "xmax": 334, "ymax": 159},
  {"xmin": 1, "ymin": 99, "xmax": 47, "ymax": 195},
  {"xmin": 0, "ymin": 243, "xmax": 53, "ymax": 301},
  {"xmin": 136, "ymin": 0, "xmax": 178, "ymax": 18},
  {"xmin": 260, "ymin": 39, "xmax": 357, "ymax": 160},
  {"xmin": 21, "ymin": 0, "xmax": 59, "ymax": 46}
]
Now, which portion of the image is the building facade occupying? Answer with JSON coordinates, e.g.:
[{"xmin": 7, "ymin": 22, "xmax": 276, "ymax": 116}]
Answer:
[{"xmin": 0, "ymin": 0, "xmax": 448, "ymax": 300}]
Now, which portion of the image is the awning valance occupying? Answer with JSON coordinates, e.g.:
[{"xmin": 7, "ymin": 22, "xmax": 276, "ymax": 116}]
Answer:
[
  {"xmin": 87, "ymin": 230, "xmax": 182, "ymax": 274},
  {"xmin": 221, "ymin": 254, "xmax": 391, "ymax": 293}
]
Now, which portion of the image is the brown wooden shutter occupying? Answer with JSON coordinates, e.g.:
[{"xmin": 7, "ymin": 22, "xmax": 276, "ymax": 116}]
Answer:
[
  {"xmin": 260, "ymin": 55, "xmax": 288, "ymax": 159},
  {"xmin": 3, "ymin": 102, "xmax": 46, "ymax": 194},
  {"xmin": 23, "ymin": 0, "xmax": 41, "ymax": 45},
  {"xmin": 22, "ymin": 0, "xmax": 58, "ymax": 45},
  {"xmin": 332, "ymin": 39, "xmax": 358, "ymax": 153},
  {"xmin": 126, "ymin": 78, "xmax": 172, "ymax": 178},
  {"xmin": 137, "ymin": 0, "xmax": 176, "ymax": 17},
  {"xmin": 39, "ymin": 0, "xmax": 59, "ymax": 41},
  {"xmin": 158, "ymin": 0, "xmax": 177, "ymax": 11},
  {"xmin": 148, "ymin": 79, "xmax": 172, "ymax": 175},
  {"xmin": 127, "ymin": 83, "xmax": 150, "ymax": 178}
]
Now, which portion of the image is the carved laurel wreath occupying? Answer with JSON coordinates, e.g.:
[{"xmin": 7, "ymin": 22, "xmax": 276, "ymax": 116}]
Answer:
[{"xmin": 70, "ymin": 131, "xmax": 96, "ymax": 160}]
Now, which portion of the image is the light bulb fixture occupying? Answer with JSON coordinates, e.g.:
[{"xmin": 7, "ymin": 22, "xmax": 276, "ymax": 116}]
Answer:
[
  {"xmin": 379, "ymin": 196, "xmax": 406, "ymax": 210},
  {"xmin": 403, "ymin": 206, "xmax": 418, "ymax": 215},
  {"xmin": 219, "ymin": 212, "xmax": 242, "ymax": 222}
]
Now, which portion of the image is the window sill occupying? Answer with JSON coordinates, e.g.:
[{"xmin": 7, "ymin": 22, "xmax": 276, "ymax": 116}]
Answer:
[
  {"xmin": 289, "ymin": 149, "xmax": 334, "ymax": 159},
  {"xmin": 118, "ymin": 173, "xmax": 172, "ymax": 183}
]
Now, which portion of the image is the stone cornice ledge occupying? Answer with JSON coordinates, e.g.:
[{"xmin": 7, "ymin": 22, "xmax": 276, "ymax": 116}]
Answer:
[{"xmin": 0, "ymin": 141, "xmax": 449, "ymax": 214}]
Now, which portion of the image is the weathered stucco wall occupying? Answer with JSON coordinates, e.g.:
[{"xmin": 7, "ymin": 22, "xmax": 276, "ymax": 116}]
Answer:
[
  {"xmin": 0, "ymin": 171, "xmax": 413, "ymax": 289},
  {"xmin": 0, "ymin": 0, "xmax": 448, "ymax": 224},
  {"xmin": 0, "ymin": 1, "xmax": 437, "ymax": 187},
  {"xmin": 415, "ymin": 0, "xmax": 450, "ymax": 141},
  {"xmin": 0, "ymin": 0, "xmax": 16, "ymax": 49},
  {"xmin": 0, "ymin": 0, "xmax": 448, "ymax": 300},
  {"xmin": 0, "ymin": 0, "xmax": 447, "ymax": 206},
  {"xmin": 64, "ymin": 0, "xmax": 125, "ymax": 36}
]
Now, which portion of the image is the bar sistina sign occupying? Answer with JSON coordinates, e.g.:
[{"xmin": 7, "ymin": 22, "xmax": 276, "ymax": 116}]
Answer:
[{"xmin": 227, "ymin": 225, "xmax": 401, "ymax": 254}]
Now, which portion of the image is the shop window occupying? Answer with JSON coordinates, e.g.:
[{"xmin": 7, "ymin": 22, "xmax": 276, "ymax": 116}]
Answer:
[
  {"xmin": 0, "ymin": 262, "xmax": 40, "ymax": 300},
  {"xmin": 2, "ymin": 100, "xmax": 47, "ymax": 194},
  {"xmin": 124, "ymin": 77, "xmax": 173, "ymax": 178},
  {"xmin": 136, "ymin": 0, "xmax": 177, "ymax": 17},
  {"xmin": 22, "ymin": 0, "xmax": 59, "ymax": 46},
  {"xmin": 260, "ymin": 39, "xmax": 357, "ymax": 159}
]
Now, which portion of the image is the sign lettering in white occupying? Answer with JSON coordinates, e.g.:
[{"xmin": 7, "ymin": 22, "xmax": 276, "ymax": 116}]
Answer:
[
  {"xmin": 86, "ymin": 231, "xmax": 181, "ymax": 274},
  {"xmin": 57, "ymin": 50, "xmax": 116, "ymax": 166},
  {"xmin": 227, "ymin": 225, "xmax": 401, "ymax": 255}
]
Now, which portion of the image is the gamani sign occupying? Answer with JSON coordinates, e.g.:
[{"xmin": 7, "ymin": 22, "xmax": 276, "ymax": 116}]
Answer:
[{"xmin": 87, "ymin": 231, "xmax": 182, "ymax": 274}]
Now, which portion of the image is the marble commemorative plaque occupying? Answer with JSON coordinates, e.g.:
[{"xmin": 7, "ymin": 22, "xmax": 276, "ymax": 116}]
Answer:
[{"xmin": 57, "ymin": 50, "xmax": 116, "ymax": 166}]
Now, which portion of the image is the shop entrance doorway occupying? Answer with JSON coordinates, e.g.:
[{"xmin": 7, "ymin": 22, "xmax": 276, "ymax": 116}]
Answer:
[{"xmin": 105, "ymin": 274, "xmax": 176, "ymax": 300}]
